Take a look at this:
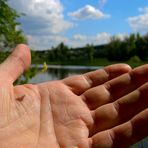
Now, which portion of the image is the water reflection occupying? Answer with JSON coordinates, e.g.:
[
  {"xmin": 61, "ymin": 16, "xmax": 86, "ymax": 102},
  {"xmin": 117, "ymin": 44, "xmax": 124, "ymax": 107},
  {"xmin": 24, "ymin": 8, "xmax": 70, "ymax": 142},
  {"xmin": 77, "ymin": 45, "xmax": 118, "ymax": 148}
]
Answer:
[{"xmin": 29, "ymin": 66, "xmax": 100, "ymax": 83}]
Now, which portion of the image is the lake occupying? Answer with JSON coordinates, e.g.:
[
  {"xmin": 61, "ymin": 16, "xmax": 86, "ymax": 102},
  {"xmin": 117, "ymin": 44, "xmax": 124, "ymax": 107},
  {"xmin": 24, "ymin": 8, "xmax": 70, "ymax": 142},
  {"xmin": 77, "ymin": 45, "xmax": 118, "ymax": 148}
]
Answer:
[
  {"xmin": 29, "ymin": 65, "xmax": 148, "ymax": 148},
  {"xmin": 30, "ymin": 65, "xmax": 101, "ymax": 83}
]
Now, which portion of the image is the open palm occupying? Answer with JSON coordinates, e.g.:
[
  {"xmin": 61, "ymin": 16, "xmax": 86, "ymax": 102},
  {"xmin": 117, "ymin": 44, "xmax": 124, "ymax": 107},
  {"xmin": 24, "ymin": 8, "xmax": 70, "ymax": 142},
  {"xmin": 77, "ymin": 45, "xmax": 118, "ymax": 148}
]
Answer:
[{"xmin": 0, "ymin": 45, "xmax": 147, "ymax": 148}]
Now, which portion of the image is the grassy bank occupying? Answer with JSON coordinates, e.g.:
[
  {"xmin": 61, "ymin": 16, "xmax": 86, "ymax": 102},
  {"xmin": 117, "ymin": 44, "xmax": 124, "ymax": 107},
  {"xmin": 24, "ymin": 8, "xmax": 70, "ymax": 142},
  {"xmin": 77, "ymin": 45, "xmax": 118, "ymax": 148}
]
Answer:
[{"xmin": 44, "ymin": 58, "xmax": 148, "ymax": 68}]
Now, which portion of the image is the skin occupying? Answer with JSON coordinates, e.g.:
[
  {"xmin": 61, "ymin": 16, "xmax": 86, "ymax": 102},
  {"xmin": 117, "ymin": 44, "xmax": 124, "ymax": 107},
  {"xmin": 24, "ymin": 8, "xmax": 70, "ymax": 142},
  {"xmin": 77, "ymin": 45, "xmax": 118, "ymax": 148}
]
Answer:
[{"xmin": 0, "ymin": 44, "xmax": 147, "ymax": 148}]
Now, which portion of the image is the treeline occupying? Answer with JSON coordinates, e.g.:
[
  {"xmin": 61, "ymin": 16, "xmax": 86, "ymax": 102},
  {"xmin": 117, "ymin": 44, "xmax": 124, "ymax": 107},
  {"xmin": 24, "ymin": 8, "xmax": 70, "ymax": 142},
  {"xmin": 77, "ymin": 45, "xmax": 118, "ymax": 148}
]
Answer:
[
  {"xmin": 31, "ymin": 33, "xmax": 148, "ymax": 65},
  {"xmin": 0, "ymin": 33, "xmax": 148, "ymax": 65},
  {"xmin": 107, "ymin": 33, "xmax": 148, "ymax": 61},
  {"xmin": 31, "ymin": 43, "xmax": 97, "ymax": 64}
]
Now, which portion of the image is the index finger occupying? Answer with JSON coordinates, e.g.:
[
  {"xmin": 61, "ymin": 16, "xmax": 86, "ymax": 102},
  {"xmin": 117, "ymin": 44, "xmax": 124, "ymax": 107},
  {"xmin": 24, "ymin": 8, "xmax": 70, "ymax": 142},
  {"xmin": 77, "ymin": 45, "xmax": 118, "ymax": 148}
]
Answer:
[{"xmin": 63, "ymin": 64, "xmax": 131, "ymax": 95}]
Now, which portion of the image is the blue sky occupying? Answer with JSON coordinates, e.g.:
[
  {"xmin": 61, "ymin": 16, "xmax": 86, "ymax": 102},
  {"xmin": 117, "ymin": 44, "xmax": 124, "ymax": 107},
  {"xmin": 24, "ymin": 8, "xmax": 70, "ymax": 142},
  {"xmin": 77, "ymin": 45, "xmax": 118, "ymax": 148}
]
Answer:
[{"xmin": 8, "ymin": 0, "xmax": 148, "ymax": 50}]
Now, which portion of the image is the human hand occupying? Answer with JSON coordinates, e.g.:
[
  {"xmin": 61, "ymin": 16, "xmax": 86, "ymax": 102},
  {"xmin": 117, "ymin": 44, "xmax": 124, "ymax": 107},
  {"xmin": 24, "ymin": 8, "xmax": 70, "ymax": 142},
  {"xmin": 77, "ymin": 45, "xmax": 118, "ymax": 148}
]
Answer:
[{"xmin": 0, "ymin": 44, "xmax": 147, "ymax": 148}]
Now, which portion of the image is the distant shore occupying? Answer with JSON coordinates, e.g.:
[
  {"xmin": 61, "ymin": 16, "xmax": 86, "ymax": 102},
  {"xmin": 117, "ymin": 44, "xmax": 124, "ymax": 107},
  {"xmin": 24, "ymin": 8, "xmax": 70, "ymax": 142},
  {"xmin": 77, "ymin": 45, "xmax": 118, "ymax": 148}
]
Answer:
[{"xmin": 32, "ymin": 58, "xmax": 148, "ymax": 68}]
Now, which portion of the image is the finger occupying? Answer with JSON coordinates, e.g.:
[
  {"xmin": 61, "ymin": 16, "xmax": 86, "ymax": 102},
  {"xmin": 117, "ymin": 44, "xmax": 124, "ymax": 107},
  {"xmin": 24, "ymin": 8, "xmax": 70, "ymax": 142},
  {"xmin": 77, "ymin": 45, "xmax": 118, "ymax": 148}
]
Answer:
[
  {"xmin": 90, "ymin": 82, "xmax": 148, "ymax": 136},
  {"xmin": 91, "ymin": 108, "xmax": 148, "ymax": 148},
  {"xmin": 82, "ymin": 64, "xmax": 148, "ymax": 110},
  {"xmin": 63, "ymin": 64, "xmax": 131, "ymax": 95},
  {"xmin": 0, "ymin": 44, "xmax": 31, "ymax": 83}
]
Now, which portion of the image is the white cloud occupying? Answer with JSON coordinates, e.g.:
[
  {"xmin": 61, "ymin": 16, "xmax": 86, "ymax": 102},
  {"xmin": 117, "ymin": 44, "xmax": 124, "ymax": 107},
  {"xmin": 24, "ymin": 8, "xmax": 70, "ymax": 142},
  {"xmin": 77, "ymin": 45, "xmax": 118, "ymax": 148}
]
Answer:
[
  {"xmin": 128, "ymin": 6, "xmax": 148, "ymax": 32},
  {"xmin": 9, "ymin": 0, "xmax": 73, "ymax": 34},
  {"xmin": 69, "ymin": 5, "xmax": 110, "ymax": 20},
  {"xmin": 68, "ymin": 32, "xmax": 111, "ymax": 47},
  {"xmin": 73, "ymin": 34, "xmax": 87, "ymax": 40},
  {"xmin": 95, "ymin": 32, "xmax": 110, "ymax": 43},
  {"xmin": 8, "ymin": 0, "xmax": 73, "ymax": 50},
  {"xmin": 27, "ymin": 32, "xmax": 127, "ymax": 50},
  {"xmin": 7, "ymin": 1, "xmax": 111, "ymax": 50},
  {"xmin": 27, "ymin": 34, "xmax": 68, "ymax": 50},
  {"xmin": 114, "ymin": 33, "xmax": 128, "ymax": 41},
  {"xmin": 28, "ymin": 32, "xmax": 111, "ymax": 50},
  {"xmin": 68, "ymin": 32, "xmax": 129, "ymax": 48}
]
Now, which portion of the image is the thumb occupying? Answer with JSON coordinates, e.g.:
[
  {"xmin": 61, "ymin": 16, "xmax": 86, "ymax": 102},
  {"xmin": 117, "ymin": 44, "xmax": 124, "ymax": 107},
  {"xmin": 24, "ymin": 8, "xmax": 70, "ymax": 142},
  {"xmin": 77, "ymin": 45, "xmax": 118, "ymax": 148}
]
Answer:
[{"xmin": 0, "ymin": 44, "xmax": 31, "ymax": 83}]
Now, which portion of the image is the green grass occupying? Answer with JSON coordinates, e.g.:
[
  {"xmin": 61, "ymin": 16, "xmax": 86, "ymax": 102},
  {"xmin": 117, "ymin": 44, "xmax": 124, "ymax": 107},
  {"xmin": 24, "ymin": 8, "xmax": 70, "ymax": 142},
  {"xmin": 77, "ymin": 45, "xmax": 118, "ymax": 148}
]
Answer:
[
  {"xmin": 45, "ymin": 58, "xmax": 115, "ymax": 66},
  {"xmin": 44, "ymin": 58, "xmax": 148, "ymax": 68}
]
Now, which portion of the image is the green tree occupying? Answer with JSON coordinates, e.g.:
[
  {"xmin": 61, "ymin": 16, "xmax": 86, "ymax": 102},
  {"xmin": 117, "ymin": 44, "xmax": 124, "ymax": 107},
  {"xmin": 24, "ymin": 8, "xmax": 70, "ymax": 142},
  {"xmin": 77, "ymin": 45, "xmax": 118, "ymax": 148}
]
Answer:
[
  {"xmin": 85, "ymin": 44, "xmax": 94, "ymax": 61},
  {"xmin": 0, "ymin": 0, "xmax": 26, "ymax": 49},
  {"xmin": 124, "ymin": 34, "xmax": 136, "ymax": 57},
  {"xmin": 135, "ymin": 33, "xmax": 148, "ymax": 60},
  {"xmin": 106, "ymin": 37, "xmax": 123, "ymax": 61},
  {"xmin": 47, "ymin": 47, "xmax": 56, "ymax": 61},
  {"xmin": 107, "ymin": 35, "xmax": 136, "ymax": 61},
  {"xmin": 56, "ymin": 42, "xmax": 69, "ymax": 62}
]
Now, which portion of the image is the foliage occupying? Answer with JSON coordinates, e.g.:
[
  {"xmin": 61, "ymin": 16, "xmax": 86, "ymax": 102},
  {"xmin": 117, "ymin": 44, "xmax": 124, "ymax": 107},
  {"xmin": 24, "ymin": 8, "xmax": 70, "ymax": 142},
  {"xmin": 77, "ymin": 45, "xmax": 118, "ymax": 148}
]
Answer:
[
  {"xmin": 0, "ymin": 0, "xmax": 26, "ymax": 49},
  {"xmin": 54, "ymin": 42, "xmax": 70, "ymax": 62},
  {"xmin": 15, "ymin": 67, "xmax": 38, "ymax": 84},
  {"xmin": 41, "ymin": 62, "xmax": 48, "ymax": 73},
  {"xmin": 107, "ymin": 33, "xmax": 148, "ymax": 61},
  {"xmin": 129, "ymin": 55, "xmax": 141, "ymax": 63},
  {"xmin": 106, "ymin": 37, "xmax": 125, "ymax": 61},
  {"xmin": 107, "ymin": 34, "xmax": 135, "ymax": 61},
  {"xmin": 135, "ymin": 33, "xmax": 148, "ymax": 60},
  {"xmin": 85, "ymin": 44, "xmax": 94, "ymax": 61}
]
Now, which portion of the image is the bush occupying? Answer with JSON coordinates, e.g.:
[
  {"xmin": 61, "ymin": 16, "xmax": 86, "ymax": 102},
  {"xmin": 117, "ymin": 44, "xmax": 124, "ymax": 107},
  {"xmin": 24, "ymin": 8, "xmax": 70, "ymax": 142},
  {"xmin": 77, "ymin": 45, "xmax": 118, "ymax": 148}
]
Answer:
[{"xmin": 129, "ymin": 55, "xmax": 141, "ymax": 63}]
